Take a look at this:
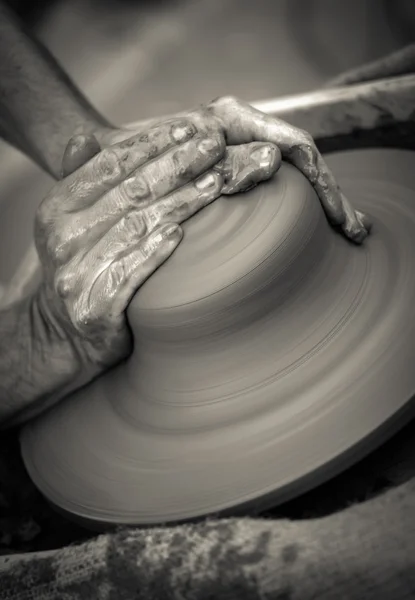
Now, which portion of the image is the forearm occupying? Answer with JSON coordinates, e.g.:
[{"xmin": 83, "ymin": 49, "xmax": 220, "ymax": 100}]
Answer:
[
  {"xmin": 0, "ymin": 290, "xmax": 82, "ymax": 428},
  {"xmin": 0, "ymin": 1, "xmax": 112, "ymax": 179}
]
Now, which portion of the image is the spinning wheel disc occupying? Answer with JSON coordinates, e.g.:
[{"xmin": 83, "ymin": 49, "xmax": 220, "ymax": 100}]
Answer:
[{"xmin": 20, "ymin": 149, "xmax": 415, "ymax": 527}]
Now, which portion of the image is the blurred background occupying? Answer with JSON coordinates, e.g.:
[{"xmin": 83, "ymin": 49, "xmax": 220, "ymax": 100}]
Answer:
[
  {"xmin": 0, "ymin": 0, "xmax": 415, "ymax": 281},
  {"xmin": 3, "ymin": 0, "xmax": 415, "ymax": 122}
]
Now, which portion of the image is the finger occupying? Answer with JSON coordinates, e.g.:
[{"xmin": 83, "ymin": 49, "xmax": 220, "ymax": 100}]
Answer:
[
  {"xmin": 213, "ymin": 142, "xmax": 281, "ymax": 195},
  {"xmin": 133, "ymin": 134, "xmax": 225, "ymax": 201},
  {"xmin": 54, "ymin": 119, "xmax": 198, "ymax": 212},
  {"xmin": 87, "ymin": 222, "xmax": 183, "ymax": 318},
  {"xmin": 81, "ymin": 170, "xmax": 222, "ymax": 265},
  {"xmin": 61, "ymin": 134, "xmax": 101, "ymax": 179},
  {"xmin": 205, "ymin": 97, "xmax": 370, "ymax": 243},
  {"xmin": 79, "ymin": 134, "xmax": 225, "ymax": 237},
  {"xmin": 293, "ymin": 144, "xmax": 370, "ymax": 243},
  {"xmin": 206, "ymin": 96, "xmax": 297, "ymax": 148},
  {"xmin": 131, "ymin": 170, "xmax": 223, "ymax": 232}
]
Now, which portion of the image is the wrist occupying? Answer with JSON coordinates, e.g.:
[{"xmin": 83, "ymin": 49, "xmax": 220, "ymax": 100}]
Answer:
[
  {"xmin": 34, "ymin": 282, "xmax": 110, "ymax": 385},
  {"xmin": 0, "ymin": 288, "xmax": 83, "ymax": 428},
  {"xmin": 32, "ymin": 283, "xmax": 93, "ymax": 381}
]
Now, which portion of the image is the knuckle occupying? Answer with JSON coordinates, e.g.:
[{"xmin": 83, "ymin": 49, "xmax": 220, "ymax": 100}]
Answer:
[
  {"xmin": 188, "ymin": 108, "xmax": 214, "ymax": 133},
  {"xmin": 210, "ymin": 94, "xmax": 240, "ymax": 109},
  {"xmin": 122, "ymin": 210, "xmax": 148, "ymax": 238},
  {"xmin": 214, "ymin": 132, "xmax": 226, "ymax": 154},
  {"xmin": 35, "ymin": 197, "xmax": 53, "ymax": 228},
  {"xmin": 133, "ymin": 131, "xmax": 157, "ymax": 158},
  {"xmin": 169, "ymin": 119, "xmax": 196, "ymax": 144},
  {"xmin": 122, "ymin": 174, "xmax": 151, "ymax": 204},
  {"xmin": 54, "ymin": 269, "xmax": 76, "ymax": 300},
  {"xmin": 94, "ymin": 148, "xmax": 124, "ymax": 181},
  {"xmin": 297, "ymin": 129, "xmax": 315, "ymax": 151},
  {"xmin": 171, "ymin": 146, "xmax": 194, "ymax": 179},
  {"xmin": 46, "ymin": 230, "xmax": 71, "ymax": 264},
  {"xmin": 196, "ymin": 134, "xmax": 226, "ymax": 158}
]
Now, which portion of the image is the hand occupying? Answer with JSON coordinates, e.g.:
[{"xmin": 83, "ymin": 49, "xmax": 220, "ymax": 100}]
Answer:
[
  {"xmin": 99, "ymin": 96, "xmax": 372, "ymax": 243},
  {"xmin": 33, "ymin": 118, "xmax": 279, "ymax": 382}
]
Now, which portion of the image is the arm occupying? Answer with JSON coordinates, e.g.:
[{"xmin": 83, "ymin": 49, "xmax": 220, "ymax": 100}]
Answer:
[
  {"xmin": 0, "ymin": 1, "xmax": 112, "ymax": 179},
  {"xmin": 0, "ymin": 291, "xmax": 83, "ymax": 427}
]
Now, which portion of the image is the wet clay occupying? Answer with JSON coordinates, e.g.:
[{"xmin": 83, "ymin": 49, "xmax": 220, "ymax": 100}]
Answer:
[{"xmin": 20, "ymin": 149, "xmax": 415, "ymax": 527}]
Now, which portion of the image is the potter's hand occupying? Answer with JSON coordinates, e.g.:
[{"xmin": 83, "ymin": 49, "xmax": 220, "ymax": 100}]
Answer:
[
  {"xmin": 32, "ymin": 120, "xmax": 232, "ymax": 374},
  {"xmin": 104, "ymin": 96, "xmax": 371, "ymax": 243},
  {"xmin": 201, "ymin": 97, "xmax": 372, "ymax": 242}
]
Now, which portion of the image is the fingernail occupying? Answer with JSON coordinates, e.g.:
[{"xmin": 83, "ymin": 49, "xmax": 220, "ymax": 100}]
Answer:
[
  {"xmin": 251, "ymin": 144, "xmax": 274, "ymax": 168},
  {"xmin": 171, "ymin": 122, "xmax": 195, "ymax": 143},
  {"xmin": 195, "ymin": 172, "xmax": 219, "ymax": 191},
  {"xmin": 197, "ymin": 138, "xmax": 219, "ymax": 155}
]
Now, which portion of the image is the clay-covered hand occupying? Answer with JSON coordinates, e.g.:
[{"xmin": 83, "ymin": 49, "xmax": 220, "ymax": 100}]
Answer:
[
  {"xmin": 103, "ymin": 96, "xmax": 372, "ymax": 243},
  {"xmin": 32, "ymin": 119, "xmax": 278, "ymax": 378}
]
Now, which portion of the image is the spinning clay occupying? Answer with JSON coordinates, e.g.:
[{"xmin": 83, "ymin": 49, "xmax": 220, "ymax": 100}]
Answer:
[{"xmin": 20, "ymin": 148, "xmax": 415, "ymax": 527}]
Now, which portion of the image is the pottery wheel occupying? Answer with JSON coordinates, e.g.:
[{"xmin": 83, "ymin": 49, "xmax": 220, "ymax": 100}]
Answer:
[{"xmin": 20, "ymin": 149, "xmax": 415, "ymax": 527}]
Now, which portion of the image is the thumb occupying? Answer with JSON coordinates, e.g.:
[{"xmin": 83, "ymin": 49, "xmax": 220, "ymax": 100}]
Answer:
[{"xmin": 61, "ymin": 133, "xmax": 102, "ymax": 179}]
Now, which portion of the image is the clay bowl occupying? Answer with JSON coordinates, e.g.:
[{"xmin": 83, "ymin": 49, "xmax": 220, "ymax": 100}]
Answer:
[{"xmin": 20, "ymin": 149, "xmax": 415, "ymax": 528}]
